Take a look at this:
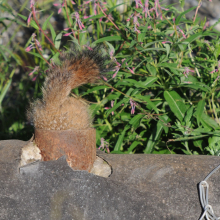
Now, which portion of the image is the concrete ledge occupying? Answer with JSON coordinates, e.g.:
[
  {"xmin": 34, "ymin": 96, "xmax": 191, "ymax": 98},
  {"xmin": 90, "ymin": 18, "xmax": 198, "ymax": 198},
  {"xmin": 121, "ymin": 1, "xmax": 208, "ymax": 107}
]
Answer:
[{"xmin": 1, "ymin": 140, "xmax": 220, "ymax": 219}]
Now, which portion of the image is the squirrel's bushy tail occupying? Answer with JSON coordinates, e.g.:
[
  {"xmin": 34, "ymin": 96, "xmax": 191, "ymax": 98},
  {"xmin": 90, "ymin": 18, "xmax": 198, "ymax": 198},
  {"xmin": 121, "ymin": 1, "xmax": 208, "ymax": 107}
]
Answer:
[
  {"xmin": 43, "ymin": 46, "xmax": 114, "ymax": 107},
  {"xmin": 28, "ymin": 46, "xmax": 114, "ymax": 130}
]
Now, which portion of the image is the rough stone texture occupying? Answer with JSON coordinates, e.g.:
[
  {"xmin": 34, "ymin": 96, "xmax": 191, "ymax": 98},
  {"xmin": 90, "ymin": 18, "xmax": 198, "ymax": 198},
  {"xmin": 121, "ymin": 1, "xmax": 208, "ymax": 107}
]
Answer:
[{"xmin": 1, "ymin": 139, "xmax": 220, "ymax": 219}]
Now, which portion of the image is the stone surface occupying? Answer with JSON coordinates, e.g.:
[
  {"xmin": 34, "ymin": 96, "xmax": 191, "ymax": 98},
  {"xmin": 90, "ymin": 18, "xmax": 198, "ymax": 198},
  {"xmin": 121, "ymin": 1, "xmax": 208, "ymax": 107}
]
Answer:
[{"xmin": 1, "ymin": 139, "xmax": 220, "ymax": 219}]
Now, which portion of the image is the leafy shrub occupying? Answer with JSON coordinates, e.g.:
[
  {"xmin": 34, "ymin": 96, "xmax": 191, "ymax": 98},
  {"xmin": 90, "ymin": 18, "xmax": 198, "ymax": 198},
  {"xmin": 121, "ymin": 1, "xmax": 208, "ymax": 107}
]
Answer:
[{"xmin": 1, "ymin": 0, "xmax": 220, "ymax": 155}]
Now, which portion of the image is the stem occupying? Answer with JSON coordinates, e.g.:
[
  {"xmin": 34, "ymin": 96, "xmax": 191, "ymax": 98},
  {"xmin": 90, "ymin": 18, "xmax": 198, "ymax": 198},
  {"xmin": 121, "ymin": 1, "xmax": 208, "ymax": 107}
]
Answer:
[
  {"xmin": 193, "ymin": 0, "xmax": 202, "ymax": 23},
  {"xmin": 32, "ymin": 7, "xmax": 61, "ymax": 53},
  {"xmin": 64, "ymin": 0, "xmax": 77, "ymax": 39},
  {"xmin": 212, "ymin": 92, "xmax": 220, "ymax": 125},
  {"xmin": 35, "ymin": 41, "xmax": 50, "ymax": 65},
  {"xmin": 97, "ymin": 2, "xmax": 120, "ymax": 31},
  {"xmin": 188, "ymin": 44, "xmax": 200, "ymax": 77}
]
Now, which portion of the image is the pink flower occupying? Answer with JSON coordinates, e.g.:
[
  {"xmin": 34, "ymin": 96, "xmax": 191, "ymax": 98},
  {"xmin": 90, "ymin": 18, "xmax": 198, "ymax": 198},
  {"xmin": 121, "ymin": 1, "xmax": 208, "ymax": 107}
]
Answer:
[
  {"xmin": 139, "ymin": 0, "xmax": 151, "ymax": 18},
  {"xmin": 63, "ymin": 32, "xmax": 73, "ymax": 36},
  {"xmin": 130, "ymin": 99, "xmax": 137, "ymax": 115},
  {"xmin": 104, "ymin": 101, "xmax": 114, "ymax": 115},
  {"xmin": 134, "ymin": 0, "xmax": 142, "ymax": 8},
  {"xmin": 53, "ymin": 1, "xmax": 65, "ymax": 14},
  {"xmin": 82, "ymin": 0, "xmax": 107, "ymax": 17},
  {"xmin": 72, "ymin": 12, "xmax": 85, "ymax": 30},
  {"xmin": 35, "ymin": 39, "xmax": 42, "ymax": 51},
  {"xmin": 27, "ymin": 12, "xmax": 33, "ymax": 26},
  {"xmin": 162, "ymin": 41, "xmax": 171, "ymax": 44},
  {"xmin": 127, "ymin": 13, "xmax": 142, "ymax": 33},
  {"xmin": 214, "ymin": 76, "xmax": 220, "ymax": 83},
  {"xmin": 112, "ymin": 59, "xmax": 124, "ymax": 78},
  {"xmin": 183, "ymin": 67, "xmax": 195, "ymax": 77},
  {"xmin": 26, "ymin": 33, "xmax": 43, "ymax": 52},
  {"xmin": 150, "ymin": 0, "xmax": 168, "ymax": 19},
  {"xmin": 25, "ymin": 44, "xmax": 35, "ymax": 52},
  {"xmin": 30, "ymin": 0, "xmax": 35, "ymax": 8},
  {"xmin": 177, "ymin": 26, "xmax": 186, "ymax": 39},
  {"xmin": 29, "ymin": 66, "xmax": 39, "ymax": 76},
  {"xmin": 83, "ymin": 45, "xmax": 93, "ymax": 50},
  {"xmin": 98, "ymin": 138, "xmax": 110, "ymax": 153},
  {"xmin": 111, "ymin": 101, "xmax": 114, "ymax": 115},
  {"xmin": 203, "ymin": 21, "xmax": 209, "ymax": 31},
  {"xmin": 127, "ymin": 67, "xmax": 135, "ymax": 74},
  {"xmin": 210, "ymin": 69, "xmax": 218, "ymax": 74},
  {"xmin": 184, "ymin": 81, "xmax": 192, "ymax": 84},
  {"xmin": 102, "ymin": 76, "xmax": 108, "ymax": 81}
]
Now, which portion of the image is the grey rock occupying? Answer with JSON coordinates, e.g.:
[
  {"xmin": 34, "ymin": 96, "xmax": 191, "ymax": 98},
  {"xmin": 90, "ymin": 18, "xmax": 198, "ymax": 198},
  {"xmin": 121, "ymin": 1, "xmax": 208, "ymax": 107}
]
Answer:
[{"xmin": 1, "ymin": 139, "xmax": 220, "ymax": 219}]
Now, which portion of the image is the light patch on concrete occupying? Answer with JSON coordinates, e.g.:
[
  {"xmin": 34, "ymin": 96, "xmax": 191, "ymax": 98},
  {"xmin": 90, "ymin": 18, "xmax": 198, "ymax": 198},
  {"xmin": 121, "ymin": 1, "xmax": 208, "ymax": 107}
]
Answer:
[
  {"xmin": 19, "ymin": 141, "xmax": 42, "ymax": 167},
  {"xmin": 90, "ymin": 156, "xmax": 112, "ymax": 178}
]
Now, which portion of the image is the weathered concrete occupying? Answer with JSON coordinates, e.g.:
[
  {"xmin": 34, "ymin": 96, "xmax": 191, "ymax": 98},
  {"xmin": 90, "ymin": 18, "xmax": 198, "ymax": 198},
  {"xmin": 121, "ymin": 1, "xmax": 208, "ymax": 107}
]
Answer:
[{"xmin": 1, "ymin": 139, "xmax": 220, "ymax": 219}]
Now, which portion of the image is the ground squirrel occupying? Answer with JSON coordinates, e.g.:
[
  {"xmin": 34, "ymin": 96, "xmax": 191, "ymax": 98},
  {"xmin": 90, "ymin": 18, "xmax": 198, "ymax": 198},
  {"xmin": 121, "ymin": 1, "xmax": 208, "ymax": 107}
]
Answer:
[{"xmin": 27, "ymin": 46, "xmax": 114, "ymax": 130}]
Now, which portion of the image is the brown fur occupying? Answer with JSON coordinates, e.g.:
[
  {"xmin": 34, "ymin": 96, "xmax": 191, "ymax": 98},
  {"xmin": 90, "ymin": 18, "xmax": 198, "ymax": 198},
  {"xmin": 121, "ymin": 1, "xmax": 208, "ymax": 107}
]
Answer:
[{"xmin": 27, "ymin": 47, "xmax": 114, "ymax": 130}]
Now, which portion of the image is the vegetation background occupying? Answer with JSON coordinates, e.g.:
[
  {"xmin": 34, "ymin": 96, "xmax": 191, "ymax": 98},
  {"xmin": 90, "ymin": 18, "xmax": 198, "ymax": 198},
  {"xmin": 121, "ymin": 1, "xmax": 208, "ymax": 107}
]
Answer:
[{"xmin": 1, "ymin": 0, "xmax": 220, "ymax": 155}]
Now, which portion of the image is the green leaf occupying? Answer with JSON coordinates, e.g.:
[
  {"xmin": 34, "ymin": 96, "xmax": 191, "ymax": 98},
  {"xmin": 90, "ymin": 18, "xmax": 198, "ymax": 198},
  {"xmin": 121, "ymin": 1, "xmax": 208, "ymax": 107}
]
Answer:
[
  {"xmin": 175, "ymin": 6, "xmax": 197, "ymax": 25},
  {"xmin": 184, "ymin": 106, "xmax": 193, "ymax": 124},
  {"xmin": 28, "ymin": 52, "xmax": 46, "ymax": 60},
  {"xmin": 158, "ymin": 115, "xmax": 170, "ymax": 134},
  {"xmin": 108, "ymin": 2, "xmax": 125, "ymax": 14},
  {"xmin": 0, "ymin": 46, "xmax": 8, "ymax": 61},
  {"xmin": 17, "ymin": 13, "xmax": 27, "ymax": 21},
  {"xmin": 55, "ymin": 32, "xmax": 62, "ymax": 50},
  {"xmin": 114, "ymin": 125, "xmax": 130, "ymax": 151},
  {"xmin": 129, "ymin": 114, "xmax": 143, "ymax": 129},
  {"xmin": 30, "ymin": 20, "xmax": 39, "ymax": 30},
  {"xmin": 82, "ymin": 86, "xmax": 109, "ymax": 96},
  {"xmin": 127, "ymin": 141, "xmax": 141, "ymax": 153},
  {"xmin": 90, "ymin": 98, "xmax": 108, "ymax": 118},
  {"xmin": 144, "ymin": 121, "xmax": 164, "ymax": 154},
  {"xmin": 134, "ymin": 94, "xmax": 159, "ymax": 114},
  {"xmin": 200, "ymin": 113, "xmax": 220, "ymax": 130},
  {"xmin": 48, "ymin": 22, "xmax": 56, "ymax": 42},
  {"xmin": 164, "ymin": 91, "xmax": 187, "ymax": 121},
  {"xmin": 138, "ymin": 32, "xmax": 145, "ymax": 42},
  {"xmin": 183, "ymin": 33, "xmax": 202, "ymax": 44},
  {"xmin": 83, "ymin": 14, "xmax": 104, "ymax": 21},
  {"xmin": 42, "ymin": 13, "xmax": 54, "ymax": 30},
  {"xmin": 195, "ymin": 100, "xmax": 205, "ymax": 125},
  {"xmin": 129, "ymin": 40, "xmax": 137, "ymax": 48},
  {"xmin": 142, "ymin": 77, "xmax": 158, "ymax": 87},
  {"xmin": 1, "ymin": 45, "xmax": 21, "ymax": 64},
  {"xmin": 142, "ymin": 48, "xmax": 166, "ymax": 52},
  {"xmin": 93, "ymin": 36, "xmax": 122, "ymax": 44},
  {"xmin": 106, "ymin": 98, "xmax": 129, "ymax": 117},
  {"xmin": 169, "ymin": 135, "xmax": 209, "ymax": 142},
  {"xmin": 163, "ymin": 43, "xmax": 170, "ymax": 56},
  {"xmin": 0, "ymin": 69, "xmax": 15, "ymax": 106},
  {"xmin": 146, "ymin": 63, "xmax": 157, "ymax": 76},
  {"xmin": 181, "ymin": 83, "xmax": 210, "ymax": 92},
  {"xmin": 164, "ymin": 91, "xmax": 186, "ymax": 121}
]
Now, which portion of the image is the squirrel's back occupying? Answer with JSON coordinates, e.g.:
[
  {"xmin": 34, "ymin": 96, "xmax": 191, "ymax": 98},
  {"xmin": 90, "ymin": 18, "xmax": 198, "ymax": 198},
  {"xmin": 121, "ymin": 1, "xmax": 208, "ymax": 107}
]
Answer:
[{"xmin": 28, "ymin": 46, "xmax": 114, "ymax": 130}]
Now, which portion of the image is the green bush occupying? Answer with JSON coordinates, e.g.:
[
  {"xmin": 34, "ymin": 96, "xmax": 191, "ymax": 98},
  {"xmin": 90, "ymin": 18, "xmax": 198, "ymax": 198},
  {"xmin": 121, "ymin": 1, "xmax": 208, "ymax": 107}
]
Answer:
[{"xmin": 1, "ymin": 0, "xmax": 220, "ymax": 155}]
